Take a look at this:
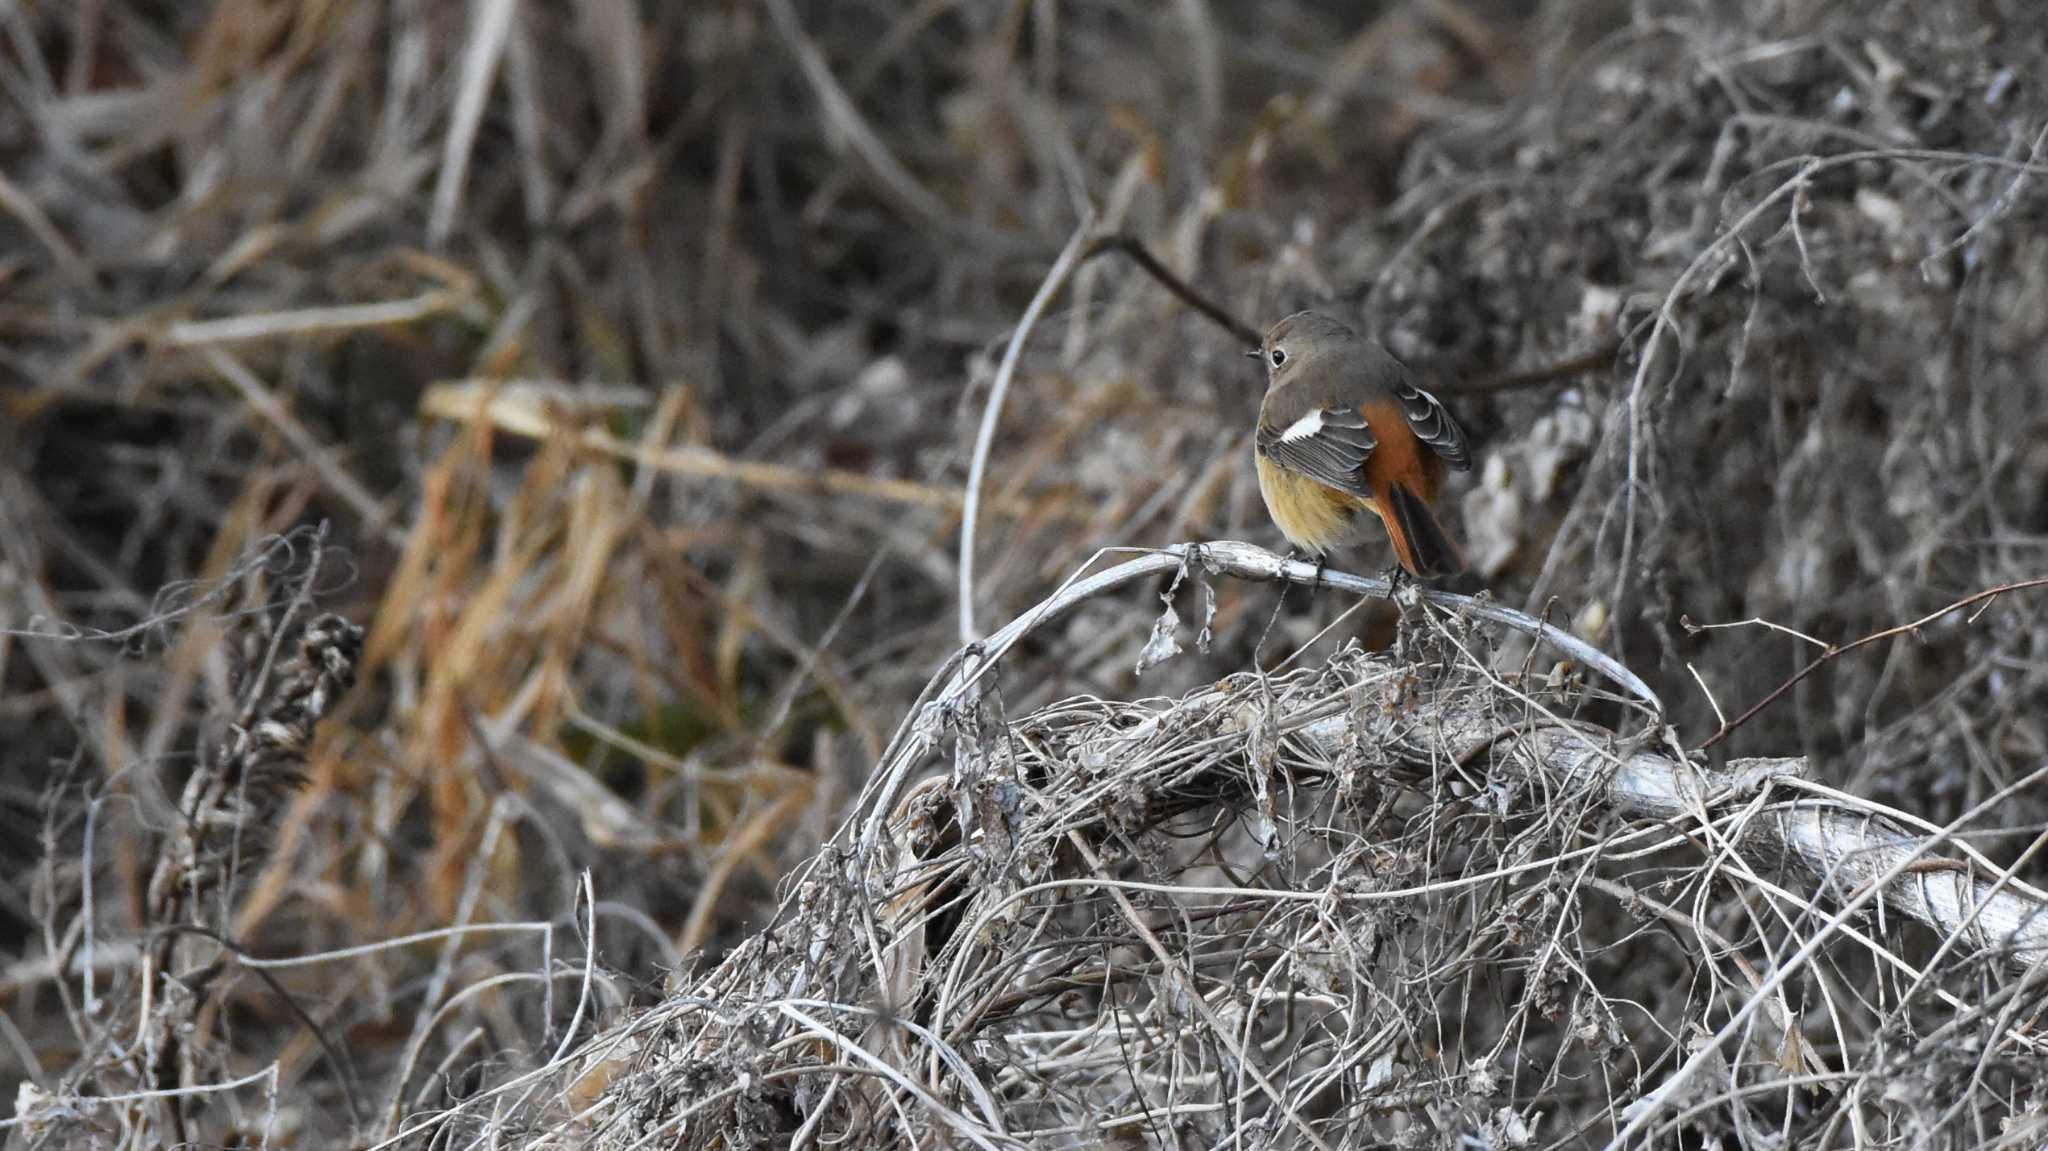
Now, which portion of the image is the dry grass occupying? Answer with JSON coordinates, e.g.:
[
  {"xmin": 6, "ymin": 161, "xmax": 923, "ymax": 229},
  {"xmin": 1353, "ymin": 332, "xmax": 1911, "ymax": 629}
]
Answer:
[{"xmin": 3, "ymin": 0, "xmax": 2048, "ymax": 1147}]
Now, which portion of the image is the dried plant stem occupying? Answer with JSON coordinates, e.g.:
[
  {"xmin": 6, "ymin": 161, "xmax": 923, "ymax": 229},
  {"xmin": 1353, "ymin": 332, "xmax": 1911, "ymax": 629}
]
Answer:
[
  {"xmin": 1450, "ymin": 340, "xmax": 1621, "ymax": 394},
  {"xmin": 954, "ymin": 228, "xmax": 1272, "ymax": 643},
  {"xmin": 760, "ymin": 0, "xmax": 951, "ymax": 225},
  {"xmin": 199, "ymin": 347, "xmax": 400, "ymax": 545},
  {"xmin": 1066, "ymin": 829, "xmax": 1337, "ymax": 1151},
  {"xmin": 1697, "ymin": 574, "xmax": 2048, "ymax": 750},
  {"xmin": 1084, "ymin": 232, "xmax": 1262, "ymax": 348},
  {"xmin": 420, "ymin": 382, "xmax": 1043, "ymax": 516},
  {"xmin": 959, "ymin": 217, "xmax": 1097, "ymax": 643},
  {"xmin": 1602, "ymin": 759, "xmax": 2048, "ymax": 1149}
]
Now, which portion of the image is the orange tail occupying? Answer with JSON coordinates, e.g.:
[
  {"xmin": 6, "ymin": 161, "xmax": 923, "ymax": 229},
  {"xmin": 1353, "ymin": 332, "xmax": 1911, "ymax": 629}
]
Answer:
[{"xmin": 1378, "ymin": 482, "xmax": 1464, "ymax": 578}]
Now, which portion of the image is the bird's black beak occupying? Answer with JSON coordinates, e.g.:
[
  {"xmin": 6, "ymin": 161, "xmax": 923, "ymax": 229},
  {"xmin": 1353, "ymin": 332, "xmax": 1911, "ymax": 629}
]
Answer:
[{"xmin": 1243, "ymin": 347, "xmax": 1263, "ymax": 359}]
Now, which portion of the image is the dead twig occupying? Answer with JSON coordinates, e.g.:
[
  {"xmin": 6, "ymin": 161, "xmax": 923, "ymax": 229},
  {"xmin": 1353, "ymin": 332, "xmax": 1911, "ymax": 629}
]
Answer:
[
  {"xmin": 1693, "ymin": 575, "xmax": 2048, "ymax": 751},
  {"xmin": 1447, "ymin": 340, "xmax": 1622, "ymax": 394},
  {"xmin": 1084, "ymin": 232, "xmax": 1262, "ymax": 348}
]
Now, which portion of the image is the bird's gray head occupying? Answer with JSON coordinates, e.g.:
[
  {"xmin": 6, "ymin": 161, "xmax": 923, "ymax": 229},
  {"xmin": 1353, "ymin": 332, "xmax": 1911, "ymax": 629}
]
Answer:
[{"xmin": 1251, "ymin": 310, "xmax": 1360, "ymax": 388}]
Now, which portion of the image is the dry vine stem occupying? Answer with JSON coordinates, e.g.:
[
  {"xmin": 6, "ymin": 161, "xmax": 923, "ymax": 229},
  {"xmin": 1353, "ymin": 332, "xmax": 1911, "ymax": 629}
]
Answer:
[{"xmin": 957, "ymin": 225, "xmax": 1258, "ymax": 644}]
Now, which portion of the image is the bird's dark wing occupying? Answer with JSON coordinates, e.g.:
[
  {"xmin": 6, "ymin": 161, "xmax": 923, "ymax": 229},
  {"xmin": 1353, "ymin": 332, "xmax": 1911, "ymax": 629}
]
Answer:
[
  {"xmin": 1257, "ymin": 402, "xmax": 1377, "ymax": 495},
  {"xmin": 1389, "ymin": 375, "xmax": 1471, "ymax": 472}
]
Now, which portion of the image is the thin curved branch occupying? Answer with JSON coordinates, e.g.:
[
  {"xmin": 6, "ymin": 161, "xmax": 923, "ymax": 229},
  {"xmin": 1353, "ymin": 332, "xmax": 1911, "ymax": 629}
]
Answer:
[
  {"xmin": 958, "ymin": 217, "xmax": 1097, "ymax": 643},
  {"xmin": 1695, "ymin": 575, "xmax": 2048, "ymax": 750}
]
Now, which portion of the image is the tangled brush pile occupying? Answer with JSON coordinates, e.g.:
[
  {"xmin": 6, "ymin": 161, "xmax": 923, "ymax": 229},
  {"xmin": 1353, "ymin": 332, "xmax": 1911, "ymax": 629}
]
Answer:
[{"xmin": 456, "ymin": 546, "xmax": 2048, "ymax": 1150}]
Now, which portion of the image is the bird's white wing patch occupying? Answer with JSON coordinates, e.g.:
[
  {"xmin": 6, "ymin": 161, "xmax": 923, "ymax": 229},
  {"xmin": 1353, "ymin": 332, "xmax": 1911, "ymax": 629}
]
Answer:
[
  {"xmin": 1278, "ymin": 409, "xmax": 1325, "ymax": 442},
  {"xmin": 1258, "ymin": 403, "xmax": 1375, "ymax": 495}
]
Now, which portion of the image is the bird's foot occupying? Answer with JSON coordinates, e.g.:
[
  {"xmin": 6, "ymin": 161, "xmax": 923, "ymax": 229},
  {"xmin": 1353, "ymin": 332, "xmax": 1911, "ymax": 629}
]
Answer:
[
  {"xmin": 1278, "ymin": 548, "xmax": 1325, "ymax": 591},
  {"xmin": 1269, "ymin": 544, "xmax": 1318, "ymax": 585},
  {"xmin": 1380, "ymin": 564, "xmax": 1428, "ymax": 608}
]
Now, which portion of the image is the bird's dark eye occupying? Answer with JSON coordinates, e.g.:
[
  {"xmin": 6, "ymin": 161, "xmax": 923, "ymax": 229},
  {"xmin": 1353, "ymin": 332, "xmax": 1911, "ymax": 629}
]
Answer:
[{"xmin": 1270, "ymin": 348, "xmax": 1287, "ymax": 367}]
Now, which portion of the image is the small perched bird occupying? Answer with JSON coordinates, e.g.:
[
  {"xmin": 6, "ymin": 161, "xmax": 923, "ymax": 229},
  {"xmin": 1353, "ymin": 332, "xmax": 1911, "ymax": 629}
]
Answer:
[{"xmin": 1251, "ymin": 311, "xmax": 1471, "ymax": 577}]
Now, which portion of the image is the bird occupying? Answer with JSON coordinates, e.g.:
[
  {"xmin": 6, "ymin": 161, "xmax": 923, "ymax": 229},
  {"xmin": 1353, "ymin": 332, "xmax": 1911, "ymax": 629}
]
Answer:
[{"xmin": 1250, "ymin": 310, "xmax": 1472, "ymax": 578}]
